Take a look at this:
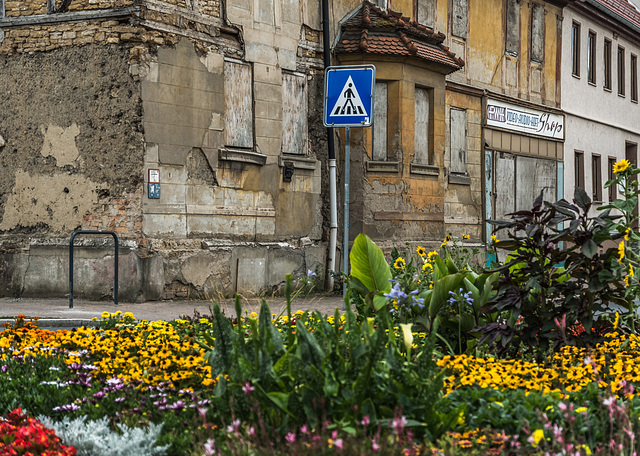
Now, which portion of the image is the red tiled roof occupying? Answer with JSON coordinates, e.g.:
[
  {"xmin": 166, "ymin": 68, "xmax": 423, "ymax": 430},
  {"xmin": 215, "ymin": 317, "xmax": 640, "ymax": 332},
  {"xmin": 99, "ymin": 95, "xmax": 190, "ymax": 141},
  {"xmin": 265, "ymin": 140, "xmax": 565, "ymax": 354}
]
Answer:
[
  {"xmin": 593, "ymin": 0, "xmax": 640, "ymax": 30},
  {"xmin": 335, "ymin": 1, "xmax": 464, "ymax": 73}
]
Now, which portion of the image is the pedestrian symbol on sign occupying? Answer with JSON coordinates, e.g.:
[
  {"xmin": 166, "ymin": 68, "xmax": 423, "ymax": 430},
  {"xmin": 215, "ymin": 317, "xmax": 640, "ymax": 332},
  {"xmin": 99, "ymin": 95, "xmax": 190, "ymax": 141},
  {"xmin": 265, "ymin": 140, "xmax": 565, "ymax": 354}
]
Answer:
[{"xmin": 330, "ymin": 76, "xmax": 367, "ymax": 117}]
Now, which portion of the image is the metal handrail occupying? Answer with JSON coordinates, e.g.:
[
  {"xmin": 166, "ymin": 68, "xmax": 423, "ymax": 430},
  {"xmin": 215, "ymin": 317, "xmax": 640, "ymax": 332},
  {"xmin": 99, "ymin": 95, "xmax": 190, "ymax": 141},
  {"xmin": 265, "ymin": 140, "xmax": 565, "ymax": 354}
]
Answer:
[{"xmin": 69, "ymin": 230, "xmax": 119, "ymax": 308}]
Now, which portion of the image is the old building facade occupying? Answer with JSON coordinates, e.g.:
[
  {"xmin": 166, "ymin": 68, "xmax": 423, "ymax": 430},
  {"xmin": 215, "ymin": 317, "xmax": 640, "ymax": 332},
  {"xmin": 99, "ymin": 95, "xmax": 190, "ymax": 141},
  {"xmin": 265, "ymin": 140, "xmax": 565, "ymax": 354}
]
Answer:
[
  {"xmin": 2, "ymin": 0, "xmax": 626, "ymax": 301},
  {"xmin": 0, "ymin": 0, "xmax": 327, "ymax": 299},
  {"xmin": 561, "ymin": 0, "xmax": 640, "ymax": 216}
]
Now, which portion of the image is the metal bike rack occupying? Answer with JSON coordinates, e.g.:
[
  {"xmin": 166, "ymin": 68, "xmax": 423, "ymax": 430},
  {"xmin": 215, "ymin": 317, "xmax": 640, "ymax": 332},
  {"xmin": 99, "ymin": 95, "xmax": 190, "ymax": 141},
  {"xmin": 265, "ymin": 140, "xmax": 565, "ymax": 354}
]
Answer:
[{"xmin": 69, "ymin": 230, "xmax": 119, "ymax": 308}]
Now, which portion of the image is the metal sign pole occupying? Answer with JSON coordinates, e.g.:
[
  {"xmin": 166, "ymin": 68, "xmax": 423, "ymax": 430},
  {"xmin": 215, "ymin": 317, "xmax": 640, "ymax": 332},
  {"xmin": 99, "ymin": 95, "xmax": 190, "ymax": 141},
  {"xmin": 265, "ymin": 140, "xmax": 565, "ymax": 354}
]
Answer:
[{"xmin": 342, "ymin": 126, "xmax": 351, "ymax": 299}]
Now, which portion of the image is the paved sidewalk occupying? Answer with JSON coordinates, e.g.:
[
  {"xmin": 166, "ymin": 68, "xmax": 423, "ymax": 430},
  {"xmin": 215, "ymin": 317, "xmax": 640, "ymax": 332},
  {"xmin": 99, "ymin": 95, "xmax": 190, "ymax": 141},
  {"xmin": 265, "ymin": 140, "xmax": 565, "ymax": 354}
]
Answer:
[{"xmin": 0, "ymin": 294, "xmax": 348, "ymax": 327}]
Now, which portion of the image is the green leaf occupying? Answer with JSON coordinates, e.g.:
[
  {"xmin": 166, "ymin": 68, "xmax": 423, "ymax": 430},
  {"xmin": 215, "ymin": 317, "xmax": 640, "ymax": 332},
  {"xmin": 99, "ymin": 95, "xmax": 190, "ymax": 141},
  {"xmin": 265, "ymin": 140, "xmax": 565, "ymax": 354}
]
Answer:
[
  {"xmin": 573, "ymin": 187, "xmax": 591, "ymax": 211},
  {"xmin": 373, "ymin": 292, "xmax": 388, "ymax": 311},
  {"xmin": 581, "ymin": 239, "xmax": 598, "ymax": 258},
  {"xmin": 428, "ymin": 272, "xmax": 469, "ymax": 318},
  {"xmin": 350, "ymin": 234, "xmax": 392, "ymax": 293}
]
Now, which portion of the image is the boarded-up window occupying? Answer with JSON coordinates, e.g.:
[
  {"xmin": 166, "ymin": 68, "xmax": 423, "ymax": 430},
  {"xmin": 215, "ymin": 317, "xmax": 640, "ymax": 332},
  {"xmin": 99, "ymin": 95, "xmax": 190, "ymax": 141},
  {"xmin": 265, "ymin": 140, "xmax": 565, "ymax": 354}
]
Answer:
[
  {"xmin": 505, "ymin": 0, "xmax": 520, "ymax": 56},
  {"xmin": 282, "ymin": 73, "xmax": 307, "ymax": 154},
  {"xmin": 450, "ymin": 108, "xmax": 467, "ymax": 174},
  {"xmin": 256, "ymin": 0, "xmax": 275, "ymax": 25},
  {"xmin": 452, "ymin": 0, "xmax": 467, "ymax": 39},
  {"xmin": 414, "ymin": 87, "xmax": 430, "ymax": 165},
  {"xmin": 417, "ymin": 0, "xmax": 434, "ymax": 28},
  {"xmin": 224, "ymin": 60, "xmax": 253, "ymax": 149},
  {"xmin": 373, "ymin": 82, "xmax": 388, "ymax": 161},
  {"xmin": 587, "ymin": 31, "xmax": 596, "ymax": 84},
  {"xmin": 604, "ymin": 38, "xmax": 612, "ymax": 90},
  {"xmin": 373, "ymin": 0, "xmax": 387, "ymax": 9},
  {"xmin": 530, "ymin": 4, "xmax": 544, "ymax": 63}
]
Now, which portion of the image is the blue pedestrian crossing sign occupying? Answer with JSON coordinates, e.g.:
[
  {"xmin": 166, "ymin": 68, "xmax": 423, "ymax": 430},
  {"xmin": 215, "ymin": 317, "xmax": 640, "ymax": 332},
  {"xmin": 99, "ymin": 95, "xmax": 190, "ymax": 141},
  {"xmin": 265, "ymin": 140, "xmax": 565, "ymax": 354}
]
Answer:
[{"xmin": 323, "ymin": 65, "xmax": 375, "ymax": 127}]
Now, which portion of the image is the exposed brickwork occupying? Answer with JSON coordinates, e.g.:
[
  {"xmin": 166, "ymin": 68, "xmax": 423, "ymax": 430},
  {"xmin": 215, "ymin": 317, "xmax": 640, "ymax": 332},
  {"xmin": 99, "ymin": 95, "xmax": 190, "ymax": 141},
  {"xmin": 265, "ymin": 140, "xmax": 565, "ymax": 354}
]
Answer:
[
  {"xmin": 82, "ymin": 187, "xmax": 143, "ymax": 239},
  {"xmin": 0, "ymin": 21, "xmax": 178, "ymax": 55}
]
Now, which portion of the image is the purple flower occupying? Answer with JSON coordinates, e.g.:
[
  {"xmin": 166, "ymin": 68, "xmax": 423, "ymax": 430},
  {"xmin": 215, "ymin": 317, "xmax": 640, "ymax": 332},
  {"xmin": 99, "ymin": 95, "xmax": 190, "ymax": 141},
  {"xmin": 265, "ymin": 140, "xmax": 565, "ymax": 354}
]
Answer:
[
  {"xmin": 53, "ymin": 403, "xmax": 80, "ymax": 412},
  {"xmin": 93, "ymin": 391, "xmax": 106, "ymax": 399},
  {"xmin": 242, "ymin": 382, "xmax": 255, "ymax": 395},
  {"xmin": 307, "ymin": 269, "xmax": 317, "ymax": 278}
]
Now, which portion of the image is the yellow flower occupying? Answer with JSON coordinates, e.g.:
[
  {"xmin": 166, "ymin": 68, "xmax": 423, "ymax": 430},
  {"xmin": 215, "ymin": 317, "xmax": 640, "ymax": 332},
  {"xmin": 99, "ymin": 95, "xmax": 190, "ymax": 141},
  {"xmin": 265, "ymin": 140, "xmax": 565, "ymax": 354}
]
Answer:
[
  {"xmin": 631, "ymin": 264, "xmax": 635, "ymax": 277},
  {"xmin": 625, "ymin": 228, "xmax": 631, "ymax": 241},
  {"xmin": 531, "ymin": 429, "xmax": 544, "ymax": 447},
  {"xmin": 580, "ymin": 444, "xmax": 592, "ymax": 455},
  {"xmin": 462, "ymin": 234, "xmax": 470, "ymax": 240},
  {"xmin": 614, "ymin": 312, "xmax": 620, "ymax": 329},
  {"xmin": 101, "ymin": 311, "xmax": 110, "ymax": 319},
  {"xmin": 575, "ymin": 407, "xmax": 588, "ymax": 414},
  {"xmin": 491, "ymin": 234, "xmax": 497, "ymax": 243},
  {"xmin": 613, "ymin": 159, "xmax": 631, "ymax": 174},
  {"xmin": 394, "ymin": 257, "xmax": 406, "ymax": 269},
  {"xmin": 626, "ymin": 275, "xmax": 631, "ymax": 288},
  {"xmin": 422, "ymin": 262, "xmax": 433, "ymax": 272},
  {"xmin": 416, "ymin": 246, "xmax": 426, "ymax": 257},
  {"xmin": 619, "ymin": 241, "xmax": 625, "ymax": 262},
  {"xmin": 123, "ymin": 312, "xmax": 135, "ymax": 320},
  {"xmin": 427, "ymin": 251, "xmax": 439, "ymax": 262}
]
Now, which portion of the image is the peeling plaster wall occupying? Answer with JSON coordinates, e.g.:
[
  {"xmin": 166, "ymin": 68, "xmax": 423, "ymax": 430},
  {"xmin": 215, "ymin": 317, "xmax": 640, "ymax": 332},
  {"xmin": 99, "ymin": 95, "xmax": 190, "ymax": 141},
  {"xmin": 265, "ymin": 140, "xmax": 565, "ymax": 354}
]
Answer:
[{"xmin": 0, "ymin": 0, "xmax": 328, "ymax": 300}]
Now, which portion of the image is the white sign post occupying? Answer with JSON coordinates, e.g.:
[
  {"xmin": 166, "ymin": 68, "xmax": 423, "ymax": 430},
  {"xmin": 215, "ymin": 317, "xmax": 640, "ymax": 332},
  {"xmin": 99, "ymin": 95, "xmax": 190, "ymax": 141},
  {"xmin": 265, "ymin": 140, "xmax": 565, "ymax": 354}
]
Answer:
[{"xmin": 324, "ymin": 65, "xmax": 375, "ymax": 299}]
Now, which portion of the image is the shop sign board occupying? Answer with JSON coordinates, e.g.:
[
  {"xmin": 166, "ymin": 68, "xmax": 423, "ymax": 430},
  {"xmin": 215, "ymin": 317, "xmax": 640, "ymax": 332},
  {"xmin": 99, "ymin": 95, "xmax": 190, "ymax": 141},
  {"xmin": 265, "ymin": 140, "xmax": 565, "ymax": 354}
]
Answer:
[{"xmin": 486, "ymin": 99, "xmax": 564, "ymax": 140}]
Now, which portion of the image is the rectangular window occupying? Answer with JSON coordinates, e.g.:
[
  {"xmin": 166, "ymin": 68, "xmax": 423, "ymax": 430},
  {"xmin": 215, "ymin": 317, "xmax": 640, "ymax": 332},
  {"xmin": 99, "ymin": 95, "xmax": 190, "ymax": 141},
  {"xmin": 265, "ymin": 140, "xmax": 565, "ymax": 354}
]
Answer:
[
  {"xmin": 632, "ymin": 54, "xmax": 638, "ymax": 102},
  {"xmin": 373, "ymin": 82, "xmax": 388, "ymax": 161},
  {"xmin": 608, "ymin": 157, "xmax": 617, "ymax": 202},
  {"xmin": 626, "ymin": 142, "xmax": 638, "ymax": 228},
  {"xmin": 572, "ymin": 22, "xmax": 581, "ymax": 77},
  {"xmin": 530, "ymin": 4, "xmax": 544, "ymax": 63},
  {"xmin": 281, "ymin": 73, "xmax": 307, "ymax": 154},
  {"xmin": 604, "ymin": 38, "xmax": 612, "ymax": 90},
  {"xmin": 224, "ymin": 60, "xmax": 253, "ymax": 149},
  {"xmin": 592, "ymin": 154, "xmax": 602, "ymax": 202},
  {"xmin": 575, "ymin": 151, "xmax": 584, "ymax": 190},
  {"xmin": 417, "ymin": 0, "xmax": 435, "ymax": 28},
  {"xmin": 587, "ymin": 31, "xmax": 596, "ymax": 84},
  {"xmin": 450, "ymin": 108, "xmax": 467, "ymax": 174},
  {"xmin": 618, "ymin": 46, "xmax": 626, "ymax": 96},
  {"xmin": 505, "ymin": 0, "xmax": 520, "ymax": 56},
  {"xmin": 414, "ymin": 87, "xmax": 431, "ymax": 165},
  {"xmin": 452, "ymin": 0, "xmax": 468, "ymax": 39}
]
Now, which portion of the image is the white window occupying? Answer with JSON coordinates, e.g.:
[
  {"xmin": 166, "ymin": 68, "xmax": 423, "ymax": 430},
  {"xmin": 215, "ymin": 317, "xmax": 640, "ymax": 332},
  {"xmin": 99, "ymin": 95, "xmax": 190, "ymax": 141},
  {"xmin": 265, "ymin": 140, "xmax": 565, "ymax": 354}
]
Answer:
[
  {"xmin": 282, "ymin": 73, "xmax": 308, "ymax": 154},
  {"xmin": 450, "ymin": 108, "xmax": 467, "ymax": 174},
  {"xmin": 373, "ymin": 81, "xmax": 388, "ymax": 161},
  {"xmin": 224, "ymin": 60, "xmax": 253, "ymax": 149},
  {"xmin": 414, "ymin": 87, "xmax": 431, "ymax": 165}
]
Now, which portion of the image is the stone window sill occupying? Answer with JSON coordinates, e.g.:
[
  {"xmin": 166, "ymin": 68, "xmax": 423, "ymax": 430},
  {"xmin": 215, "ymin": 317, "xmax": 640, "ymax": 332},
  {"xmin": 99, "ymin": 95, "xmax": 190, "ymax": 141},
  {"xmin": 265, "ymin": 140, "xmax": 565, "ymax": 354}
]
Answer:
[
  {"xmin": 410, "ymin": 163, "xmax": 439, "ymax": 176},
  {"xmin": 448, "ymin": 172, "xmax": 471, "ymax": 185},
  {"xmin": 278, "ymin": 154, "xmax": 318, "ymax": 170},
  {"xmin": 365, "ymin": 160, "xmax": 400, "ymax": 173},
  {"xmin": 218, "ymin": 148, "xmax": 267, "ymax": 166}
]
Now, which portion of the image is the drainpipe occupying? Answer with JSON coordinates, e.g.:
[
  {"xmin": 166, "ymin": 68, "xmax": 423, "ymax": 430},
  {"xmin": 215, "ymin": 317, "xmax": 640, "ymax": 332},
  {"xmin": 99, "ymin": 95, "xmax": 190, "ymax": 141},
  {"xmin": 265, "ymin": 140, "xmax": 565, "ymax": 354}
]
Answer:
[{"xmin": 323, "ymin": 0, "xmax": 338, "ymax": 292}]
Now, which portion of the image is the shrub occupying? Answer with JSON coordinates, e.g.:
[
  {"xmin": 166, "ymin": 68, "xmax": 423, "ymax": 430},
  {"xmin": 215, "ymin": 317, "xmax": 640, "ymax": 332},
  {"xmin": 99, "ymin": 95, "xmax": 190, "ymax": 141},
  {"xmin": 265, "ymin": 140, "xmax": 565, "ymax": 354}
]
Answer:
[{"xmin": 38, "ymin": 416, "xmax": 168, "ymax": 456}]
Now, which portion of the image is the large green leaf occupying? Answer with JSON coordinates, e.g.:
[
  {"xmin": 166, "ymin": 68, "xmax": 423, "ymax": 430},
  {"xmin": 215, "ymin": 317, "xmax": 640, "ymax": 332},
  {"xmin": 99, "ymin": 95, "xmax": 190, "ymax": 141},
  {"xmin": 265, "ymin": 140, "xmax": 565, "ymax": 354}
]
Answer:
[{"xmin": 350, "ymin": 233, "xmax": 392, "ymax": 293}]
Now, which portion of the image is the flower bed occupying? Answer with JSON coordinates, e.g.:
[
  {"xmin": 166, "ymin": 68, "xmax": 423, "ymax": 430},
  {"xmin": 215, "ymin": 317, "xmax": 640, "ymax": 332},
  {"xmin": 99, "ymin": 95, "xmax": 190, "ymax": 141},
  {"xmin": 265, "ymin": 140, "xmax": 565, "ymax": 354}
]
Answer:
[{"xmin": 0, "ymin": 308, "xmax": 639, "ymax": 455}]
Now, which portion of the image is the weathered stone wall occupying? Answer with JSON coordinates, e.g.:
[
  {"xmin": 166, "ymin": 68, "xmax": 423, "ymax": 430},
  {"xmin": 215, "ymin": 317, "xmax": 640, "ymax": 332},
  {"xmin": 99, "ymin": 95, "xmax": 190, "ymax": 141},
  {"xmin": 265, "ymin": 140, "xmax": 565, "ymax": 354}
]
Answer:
[{"xmin": 0, "ymin": 0, "xmax": 328, "ymax": 300}]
